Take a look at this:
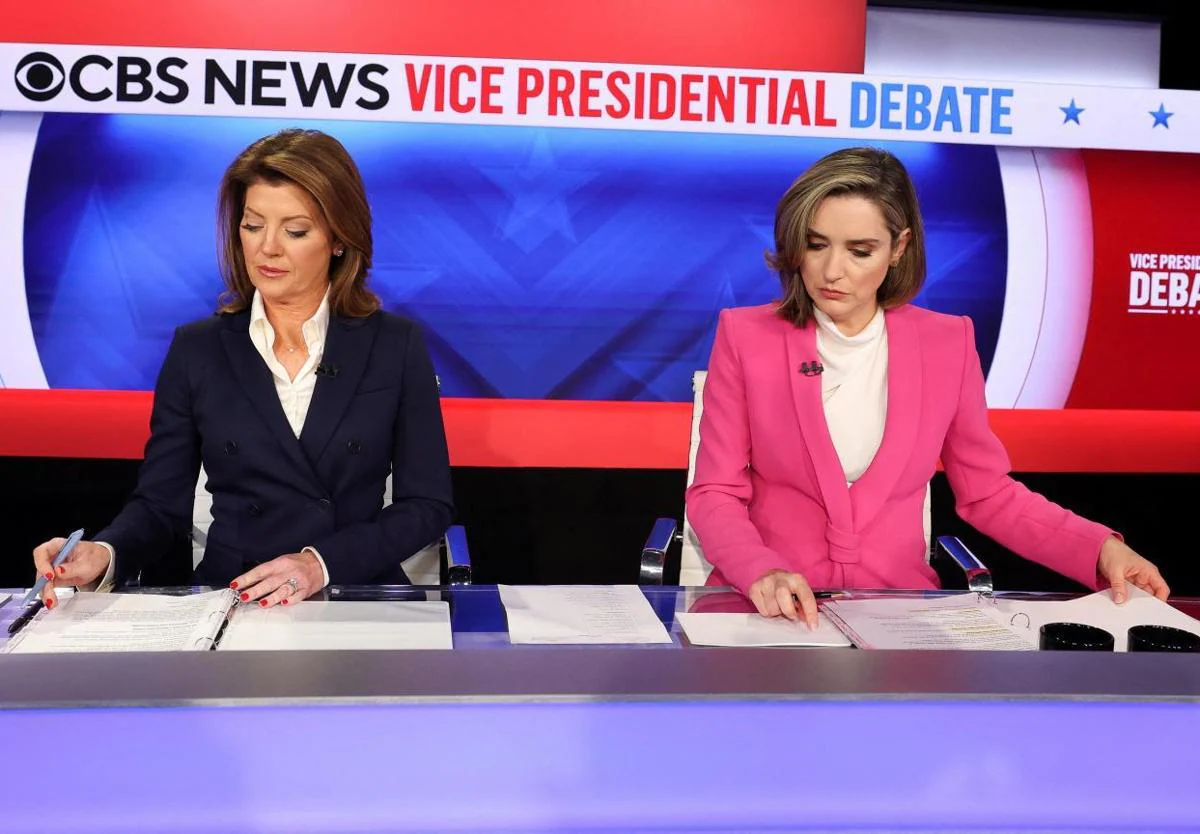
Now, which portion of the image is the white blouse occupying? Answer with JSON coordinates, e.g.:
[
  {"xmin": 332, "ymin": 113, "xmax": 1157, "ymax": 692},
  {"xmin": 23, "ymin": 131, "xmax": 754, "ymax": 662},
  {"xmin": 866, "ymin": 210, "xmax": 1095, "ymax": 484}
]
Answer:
[{"xmin": 814, "ymin": 306, "xmax": 888, "ymax": 484}]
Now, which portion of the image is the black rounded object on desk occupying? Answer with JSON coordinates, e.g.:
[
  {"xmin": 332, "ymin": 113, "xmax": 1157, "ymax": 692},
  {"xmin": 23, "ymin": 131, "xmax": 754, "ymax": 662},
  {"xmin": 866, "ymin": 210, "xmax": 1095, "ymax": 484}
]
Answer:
[
  {"xmin": 1127, "ymin": 625, "xmax": 1200, "ymax": 653},
  {"xmin": 1039, "ymin": 622, "xmax": 1115, "ymax": 651}
]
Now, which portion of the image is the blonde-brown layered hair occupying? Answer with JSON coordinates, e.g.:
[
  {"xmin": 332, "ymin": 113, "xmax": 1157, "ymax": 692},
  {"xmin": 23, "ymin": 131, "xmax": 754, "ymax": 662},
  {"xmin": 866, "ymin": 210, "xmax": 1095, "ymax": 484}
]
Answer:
[
  {"xmin": 216, "ymin": 129, "xmax": 379, "ymax": 316},
  {"xmin": 767, "ymin": 147, "xmax": 926, "ymax": 327}
]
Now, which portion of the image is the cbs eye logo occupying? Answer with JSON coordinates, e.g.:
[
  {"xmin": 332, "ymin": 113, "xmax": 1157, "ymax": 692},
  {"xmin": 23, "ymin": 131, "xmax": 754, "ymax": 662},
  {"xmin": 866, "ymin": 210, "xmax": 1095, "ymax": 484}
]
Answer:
[{"xmin": 15, "ymin": 52, "xmax": 65, "ymax": 102}]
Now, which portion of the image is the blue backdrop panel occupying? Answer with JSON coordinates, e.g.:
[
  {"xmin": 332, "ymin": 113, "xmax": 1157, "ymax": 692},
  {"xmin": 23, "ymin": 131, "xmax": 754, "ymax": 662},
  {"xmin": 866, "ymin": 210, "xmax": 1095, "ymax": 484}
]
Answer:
[{"xmin": 24, "ymin": 114, "xmax": 1006, "ymax": 400}]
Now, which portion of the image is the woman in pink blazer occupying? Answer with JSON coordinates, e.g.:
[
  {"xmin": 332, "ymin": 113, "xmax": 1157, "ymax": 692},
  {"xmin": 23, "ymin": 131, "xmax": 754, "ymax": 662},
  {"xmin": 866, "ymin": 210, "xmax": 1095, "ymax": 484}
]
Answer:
[{"xmin": 685, "ymin": 147, "xmax": 1168, "ymax": 626}]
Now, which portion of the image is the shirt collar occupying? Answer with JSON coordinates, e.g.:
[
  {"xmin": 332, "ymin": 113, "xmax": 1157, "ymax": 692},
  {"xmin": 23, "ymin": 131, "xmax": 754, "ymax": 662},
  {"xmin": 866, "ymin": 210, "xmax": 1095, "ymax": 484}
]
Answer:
[{"xmin": 250, "ymin": 287, "xmax": 332, "ymax": 348}]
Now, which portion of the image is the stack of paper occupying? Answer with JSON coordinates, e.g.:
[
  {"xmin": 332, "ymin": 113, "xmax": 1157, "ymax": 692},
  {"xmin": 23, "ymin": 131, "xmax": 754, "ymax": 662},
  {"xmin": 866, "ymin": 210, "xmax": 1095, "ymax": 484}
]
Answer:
[
  {"xmin": 217, "ymin": 600, "xmax": 453, "ymax": 651},
  {"xmin": 676, "ymin": 611, "xmax": 852, "ymax": 647},
  {"xmin": 499, "ymin": 585, "xmax": 672, "ymax": 644}
]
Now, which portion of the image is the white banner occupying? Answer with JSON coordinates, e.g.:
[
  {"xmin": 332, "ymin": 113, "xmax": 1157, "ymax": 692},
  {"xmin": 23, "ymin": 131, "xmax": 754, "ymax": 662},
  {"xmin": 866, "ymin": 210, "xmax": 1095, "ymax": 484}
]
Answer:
[{"xmin": 1, "ymin": 42, "xmax": 1195, "ymax": 152}]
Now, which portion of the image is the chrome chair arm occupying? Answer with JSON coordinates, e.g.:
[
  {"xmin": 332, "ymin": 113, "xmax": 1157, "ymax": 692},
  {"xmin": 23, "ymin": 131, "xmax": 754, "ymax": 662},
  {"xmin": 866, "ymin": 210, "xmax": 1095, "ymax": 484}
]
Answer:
[
  {"xmin": 443, "ymin": 524, "xmax": 472, "ymax": 586},
  {"xmin": 640, "ymin": 517, "xmax": 679, "ymax": 585},
  {"xmin": 936, "ymin": 535, "xmax": 993, "ymax": 597}
]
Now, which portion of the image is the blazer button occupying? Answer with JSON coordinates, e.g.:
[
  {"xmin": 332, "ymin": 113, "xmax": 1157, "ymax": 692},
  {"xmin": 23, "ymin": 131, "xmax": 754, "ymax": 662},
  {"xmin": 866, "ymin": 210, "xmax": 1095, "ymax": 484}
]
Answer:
[
  {"xmin": 224, "ymin": 440, "xmax": 239, "ymax": 455},
  {"xmin": 248, "ymin": 503, "xmax": 263, "ymax": 517},
  {"xmin": 346, "ymin": 440, "xmax": 362, "ymax": 455},
  {"xmin": 318, "ymin": 498, "xmax": 332, "ymax": 513}
]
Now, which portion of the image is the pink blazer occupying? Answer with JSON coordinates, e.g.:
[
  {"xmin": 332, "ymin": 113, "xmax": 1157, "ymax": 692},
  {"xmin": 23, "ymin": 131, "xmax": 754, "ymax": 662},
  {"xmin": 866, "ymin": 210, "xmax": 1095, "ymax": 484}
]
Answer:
[{"xmin": 685, "ymin": 303, "xmax": 1113, "ymax": 593}]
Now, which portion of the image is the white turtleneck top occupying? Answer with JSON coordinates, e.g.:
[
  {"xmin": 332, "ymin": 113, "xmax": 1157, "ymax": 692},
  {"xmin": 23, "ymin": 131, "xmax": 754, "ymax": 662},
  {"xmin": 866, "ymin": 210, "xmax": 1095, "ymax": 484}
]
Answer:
[{"xmin": 814, "ymin": 306, "xmax": 888, "ymax": 484}]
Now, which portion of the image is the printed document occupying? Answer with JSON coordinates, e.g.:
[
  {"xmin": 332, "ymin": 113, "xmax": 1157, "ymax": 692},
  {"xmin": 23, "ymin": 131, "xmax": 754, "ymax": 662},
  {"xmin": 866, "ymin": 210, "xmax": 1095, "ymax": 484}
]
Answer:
[
  {"xmin": 823, "ymin": 594, "xmax": 1036, "ymax": 650},
  {"xmin": 499, "ymin": 585, "xmax": 672, "ymax": 644},
  {"xmin": 5, "ymin": 590, "xmax": 234, "ymax": 653}
]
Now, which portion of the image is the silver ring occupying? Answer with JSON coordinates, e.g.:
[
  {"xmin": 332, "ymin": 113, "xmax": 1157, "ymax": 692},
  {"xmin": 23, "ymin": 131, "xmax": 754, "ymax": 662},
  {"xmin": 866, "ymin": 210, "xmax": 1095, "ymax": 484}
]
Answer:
[{"xmin": 285, "ymin": 577, "xmax": 300, "ymax": 595}]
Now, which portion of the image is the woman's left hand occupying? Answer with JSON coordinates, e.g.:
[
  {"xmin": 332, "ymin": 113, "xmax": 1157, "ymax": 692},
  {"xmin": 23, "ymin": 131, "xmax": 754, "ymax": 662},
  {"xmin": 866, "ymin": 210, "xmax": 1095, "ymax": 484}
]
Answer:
[
  {"xmin": 1097, "ymin": 536, "xmax": 1169, "ymax": 603},
  {"xmin": 231, "ymin": 551, "xmax": 324, "ymax": 608}
]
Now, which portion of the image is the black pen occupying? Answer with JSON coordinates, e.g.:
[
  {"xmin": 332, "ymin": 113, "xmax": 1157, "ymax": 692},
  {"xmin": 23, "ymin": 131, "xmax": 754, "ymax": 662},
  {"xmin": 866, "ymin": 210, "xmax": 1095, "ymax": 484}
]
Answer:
[{"xmin": 7, "ymin": 600, "xmax": 45, "ymax": 636}]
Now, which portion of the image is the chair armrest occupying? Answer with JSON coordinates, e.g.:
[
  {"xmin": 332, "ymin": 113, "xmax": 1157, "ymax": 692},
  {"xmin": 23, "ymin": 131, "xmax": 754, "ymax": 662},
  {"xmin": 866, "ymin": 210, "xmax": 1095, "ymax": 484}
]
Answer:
[
  {"xmin": 935, "ymin": 535, "xmax": 992, "ymax": 597},
  {"xmin": 640, "ymin": 517, "xmax": 678, "ymax": 585},
  {"xmin": 443, "ymin": 524, "xmax": 472, "ymax": 586}
]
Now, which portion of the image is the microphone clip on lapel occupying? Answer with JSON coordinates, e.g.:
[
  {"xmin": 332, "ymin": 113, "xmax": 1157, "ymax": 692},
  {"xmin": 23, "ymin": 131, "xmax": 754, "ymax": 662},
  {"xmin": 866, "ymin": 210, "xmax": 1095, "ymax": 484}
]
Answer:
[
  {"xmin": 799, "ymin": 361, "xmax": 824, "ymax": 377},
  {"xmin": 316, "ymin": 363, "xmax": 340, "ymax": 378}
]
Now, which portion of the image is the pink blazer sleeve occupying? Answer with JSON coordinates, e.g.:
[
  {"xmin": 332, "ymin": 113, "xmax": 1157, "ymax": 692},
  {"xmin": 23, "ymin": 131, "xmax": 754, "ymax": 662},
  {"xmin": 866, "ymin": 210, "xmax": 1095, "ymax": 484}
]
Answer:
[
  {"xmin": 685, "ymin": 309, "xmax": 789, "ymax": 592},
  {"xmin": 941, "ymin": 316, "xmax": 1115, "ymax": 589}
]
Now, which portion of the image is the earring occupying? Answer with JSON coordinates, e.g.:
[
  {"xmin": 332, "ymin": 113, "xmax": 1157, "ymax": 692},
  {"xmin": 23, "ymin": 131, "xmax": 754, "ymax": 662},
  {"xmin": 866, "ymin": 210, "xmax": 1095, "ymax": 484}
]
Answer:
[{"xmin": 333, "ymin": 245, "xmax": 345, "ymax": 257}]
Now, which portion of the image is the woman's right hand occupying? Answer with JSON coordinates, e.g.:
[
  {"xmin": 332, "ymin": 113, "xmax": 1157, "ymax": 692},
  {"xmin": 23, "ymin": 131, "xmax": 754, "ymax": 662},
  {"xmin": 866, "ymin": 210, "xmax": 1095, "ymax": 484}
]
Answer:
[
  {"xmin": 747, "ymin": 569, "xmax": 820, "ymax": 629},
  {"xmin": 32, "ymin": 538, "xmax": 112, "ymax": 607}
]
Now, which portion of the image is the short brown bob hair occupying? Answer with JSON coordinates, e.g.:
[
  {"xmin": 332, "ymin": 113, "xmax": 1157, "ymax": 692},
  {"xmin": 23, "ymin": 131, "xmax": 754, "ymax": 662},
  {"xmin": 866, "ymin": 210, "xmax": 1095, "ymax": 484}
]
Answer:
[
  {"xmin": 216, "ymin": 128, "xmax": 379, "ymax": 317},
  {"xmin": 767, "ymin": 146, "xmax": 926, "ymax": 327}
]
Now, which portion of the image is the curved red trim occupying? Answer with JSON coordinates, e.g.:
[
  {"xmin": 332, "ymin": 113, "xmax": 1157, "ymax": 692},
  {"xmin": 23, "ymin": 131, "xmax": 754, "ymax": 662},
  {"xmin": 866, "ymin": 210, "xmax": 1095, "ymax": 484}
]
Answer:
[{"xmin": 0, "ymin": 390, "xmax": 1197, "ymax": 472}]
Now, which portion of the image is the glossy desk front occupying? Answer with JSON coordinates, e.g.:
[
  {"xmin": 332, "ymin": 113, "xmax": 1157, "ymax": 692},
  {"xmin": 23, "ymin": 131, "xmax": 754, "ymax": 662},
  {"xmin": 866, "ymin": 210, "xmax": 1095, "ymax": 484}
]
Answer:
[{"xmin": 1, "ymin": 586, "xmax": 1198, "ymax": 833}]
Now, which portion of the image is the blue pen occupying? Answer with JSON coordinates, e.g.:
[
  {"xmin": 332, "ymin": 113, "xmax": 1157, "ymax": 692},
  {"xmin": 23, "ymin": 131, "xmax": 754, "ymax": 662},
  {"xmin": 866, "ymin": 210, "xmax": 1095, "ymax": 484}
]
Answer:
[{"xmin": 7, "ymin": 529, "xmax": 86, "ymax": 637}]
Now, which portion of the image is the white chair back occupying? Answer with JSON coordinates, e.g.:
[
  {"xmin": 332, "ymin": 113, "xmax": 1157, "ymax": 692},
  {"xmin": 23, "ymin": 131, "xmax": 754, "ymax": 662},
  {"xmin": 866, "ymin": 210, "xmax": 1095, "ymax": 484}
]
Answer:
[
  {"xmin": 679, "ymin": 372, "xmax": 715, "ymax": 587},
  {"xmin": 681, "ymin": 371, "xmax": 933, "ymax": 585},
  {"xmin": 192, "ymin": 468, "xmax": 443, "ymax": 585}
]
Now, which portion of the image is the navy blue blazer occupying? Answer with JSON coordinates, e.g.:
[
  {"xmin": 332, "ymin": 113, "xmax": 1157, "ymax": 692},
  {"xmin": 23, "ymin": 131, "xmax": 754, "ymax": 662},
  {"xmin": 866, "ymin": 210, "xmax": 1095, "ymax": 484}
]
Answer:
[{"xmin": 96, "ymin": 308, "xmax": 454, "ymax": 586}]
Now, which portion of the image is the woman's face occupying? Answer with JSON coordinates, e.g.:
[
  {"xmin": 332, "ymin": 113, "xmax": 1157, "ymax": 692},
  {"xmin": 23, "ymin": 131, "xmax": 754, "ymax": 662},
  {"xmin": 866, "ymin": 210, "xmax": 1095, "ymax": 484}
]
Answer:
[
  {"xmin": 800, "ymin": 194, "xmax": 909, "ymax": 335},
  {"xmin": 240, "ymin": 180, "xmax": 336, "ymax": 309}
]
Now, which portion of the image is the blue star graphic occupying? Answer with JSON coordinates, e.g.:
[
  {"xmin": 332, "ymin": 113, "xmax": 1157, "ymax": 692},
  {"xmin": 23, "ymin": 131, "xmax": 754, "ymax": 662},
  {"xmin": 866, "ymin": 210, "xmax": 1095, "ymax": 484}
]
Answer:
[
  {"xmin": 1060, "ymin": 98, "xmax": 1084, "ymax": 125},
  {"xmin": 481, "ymin": 134, "xmax": 598, "ymax": 255},
  {"xmin": 1150, "ymin": 103, "xmax": 1173, "ymax": 128}
]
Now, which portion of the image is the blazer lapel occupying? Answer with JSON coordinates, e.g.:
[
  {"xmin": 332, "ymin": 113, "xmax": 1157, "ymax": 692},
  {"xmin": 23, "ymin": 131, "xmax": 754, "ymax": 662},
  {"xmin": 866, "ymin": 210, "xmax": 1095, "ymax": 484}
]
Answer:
[
  {"xmin": 299, "ymin": 314, "xmax": 378, "ymax": 466},
  {"xmin": 785, "ymin": 322, "xmax": 853, "ymax": 527},
  {"xmin": 219, "ymin": 315, "xmax": 322, "ymax": 491},
  {"xmin": 850, "ymin": 307, "xmax": 922, "ymax": 525}
]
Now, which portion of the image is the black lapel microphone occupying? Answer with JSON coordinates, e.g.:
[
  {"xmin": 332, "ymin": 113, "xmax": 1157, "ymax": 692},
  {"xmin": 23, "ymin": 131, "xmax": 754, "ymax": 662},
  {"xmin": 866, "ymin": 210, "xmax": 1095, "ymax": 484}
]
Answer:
[
  {"xmin": 315, "ymin": 363, "xmax": 340, "ymax": 378},
  {"xmin": 799, "ymin": 361, "xmax": 824, "ymax": 377}
]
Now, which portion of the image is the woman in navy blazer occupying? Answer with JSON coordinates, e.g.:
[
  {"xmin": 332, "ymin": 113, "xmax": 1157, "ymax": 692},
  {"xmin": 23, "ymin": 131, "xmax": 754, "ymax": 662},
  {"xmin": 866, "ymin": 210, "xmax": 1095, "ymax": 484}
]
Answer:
[{"xmin": 34, "ymin": 129, "xmax": 453, "ymax": 607}]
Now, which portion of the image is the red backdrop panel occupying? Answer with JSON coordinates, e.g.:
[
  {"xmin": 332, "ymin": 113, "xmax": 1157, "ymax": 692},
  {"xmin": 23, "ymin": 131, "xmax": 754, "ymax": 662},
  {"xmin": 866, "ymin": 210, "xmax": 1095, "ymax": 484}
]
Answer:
[
  {"xmin": 1070, "ymin": 151, "xmax": 1200, "ymax": 409},
  {"xmin": 0, "ymin": 0, "xmax": 866, "ymax": 72},
  {"xmin": 2, "ymin": 391, "xmax": 1197, "ymax": 472}
]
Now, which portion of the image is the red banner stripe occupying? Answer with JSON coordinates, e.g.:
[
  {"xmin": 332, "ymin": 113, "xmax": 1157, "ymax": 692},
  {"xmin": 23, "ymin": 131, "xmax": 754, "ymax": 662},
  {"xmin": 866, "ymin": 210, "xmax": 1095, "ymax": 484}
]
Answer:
[
  {"xmin": 0, "ymin": 1, "xmax": 865, "ymax": 72},
  {"xmin": 0, "ymin": 390, "xmax": 1196, "ymax": 473}
]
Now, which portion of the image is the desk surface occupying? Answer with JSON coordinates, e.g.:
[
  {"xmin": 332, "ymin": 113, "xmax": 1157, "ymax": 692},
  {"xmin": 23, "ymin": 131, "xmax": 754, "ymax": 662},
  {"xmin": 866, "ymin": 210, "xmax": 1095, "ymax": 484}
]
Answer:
[{"xmin": 2, "ymin": 585, "xmax": 1199, "ymax": 709}]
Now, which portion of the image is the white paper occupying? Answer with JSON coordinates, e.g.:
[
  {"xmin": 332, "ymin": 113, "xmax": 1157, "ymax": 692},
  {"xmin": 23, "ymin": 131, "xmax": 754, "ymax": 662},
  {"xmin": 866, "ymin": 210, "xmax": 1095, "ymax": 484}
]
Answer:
[
  {"xmin": 499, "ymin": 585, "xmax": 672, "ymax": 644},
  {"xmin": 995, "ymin": 586, "xmax": 1200, "ymax": 652},
  {"xmin": 677, "ymin": 611, "xmax": 852, "ymax": 647},
  {"xmin": 6, "ymin": 590, "xmax": 233, "ymax": 653},
  {"xmin": 217, "ymin": 600, "xmax": 453, "ymax": 651},
  {"xmin": 824, "ymin": 594, "xmax": 1036, "ymax": 651}
]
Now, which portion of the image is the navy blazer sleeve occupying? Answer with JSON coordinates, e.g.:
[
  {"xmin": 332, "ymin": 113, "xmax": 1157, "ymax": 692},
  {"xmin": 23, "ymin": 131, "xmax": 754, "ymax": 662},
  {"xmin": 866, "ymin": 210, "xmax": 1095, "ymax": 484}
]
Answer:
[
  {"xmin": 94, "ymin": 326, "xmax": 202, "ymax": 580},
  {"xmin": 309, "ymin": 323, "xmax": 454, "ymax": 584}
]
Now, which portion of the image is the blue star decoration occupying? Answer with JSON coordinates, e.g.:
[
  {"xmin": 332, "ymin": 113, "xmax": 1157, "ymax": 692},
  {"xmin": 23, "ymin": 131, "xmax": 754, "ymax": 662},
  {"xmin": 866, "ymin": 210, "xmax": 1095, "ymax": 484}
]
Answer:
[
  {"xmin": 1150, "ymin": 103, "xmax": 1173, "ymax": 128},
  {"xmin": 481, "ymin": 134, "xmax": 598, "ymax": 255},
  {"xmin": 1060, "ymin": 98, "xmax": 1084, "ymax": 125}
]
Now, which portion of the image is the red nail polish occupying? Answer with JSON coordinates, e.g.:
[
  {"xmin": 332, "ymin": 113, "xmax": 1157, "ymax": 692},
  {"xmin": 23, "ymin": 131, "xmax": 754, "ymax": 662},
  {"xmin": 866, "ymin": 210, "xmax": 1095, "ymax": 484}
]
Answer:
[
  {"xmin": 44, "ymin": 572, "xmax": 54, "ymax": 581},
  {"xmin": 57, "ymin": 566, "xmax": 66, "ymax": 575},
  {"xmin": 259, "ymin": 599, "xmax": 268, "ymax": 607},
  {"xmin": 230, "ymin": 581, "xmax": 239, "ymax": 590},
  {"xmin": 240, "ymin": 592, "xmax": 250, "ymax": 602},
  {"xmin": 281, "ymin": 599, "xmax": 289, "ymax": 606},
  {"xmin": 46, "ymin": 598, "xmax": 55, "ymax": 609}
]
